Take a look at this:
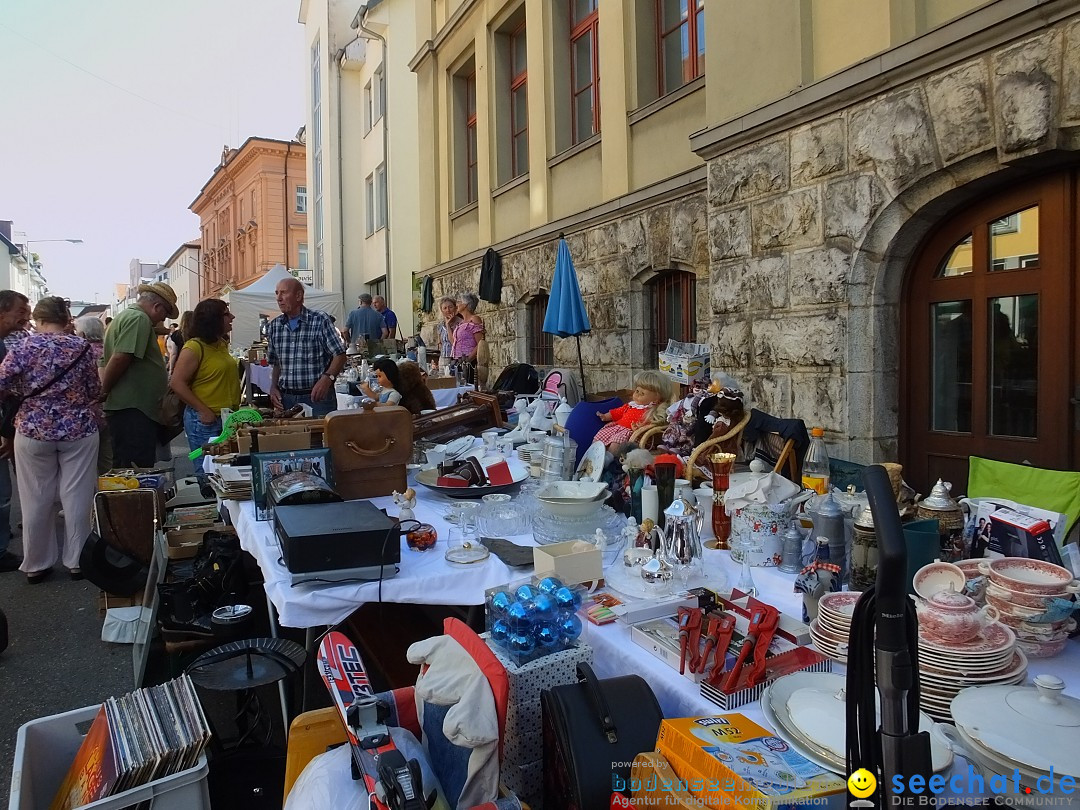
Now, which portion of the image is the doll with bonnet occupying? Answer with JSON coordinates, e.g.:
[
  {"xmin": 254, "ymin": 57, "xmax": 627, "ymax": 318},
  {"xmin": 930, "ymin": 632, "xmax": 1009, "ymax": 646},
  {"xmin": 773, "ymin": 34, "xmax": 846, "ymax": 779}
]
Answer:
[{"xmin": 657, "ymin": 379, "xmax": 710, "ymax": 456}]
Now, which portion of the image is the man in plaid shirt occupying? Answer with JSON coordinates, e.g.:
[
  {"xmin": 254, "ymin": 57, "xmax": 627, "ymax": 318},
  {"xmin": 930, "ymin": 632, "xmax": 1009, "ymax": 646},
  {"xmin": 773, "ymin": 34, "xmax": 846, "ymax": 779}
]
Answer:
[{"xmin": 267, "ymin": 277, "xmax": 347, "ymax": 417}]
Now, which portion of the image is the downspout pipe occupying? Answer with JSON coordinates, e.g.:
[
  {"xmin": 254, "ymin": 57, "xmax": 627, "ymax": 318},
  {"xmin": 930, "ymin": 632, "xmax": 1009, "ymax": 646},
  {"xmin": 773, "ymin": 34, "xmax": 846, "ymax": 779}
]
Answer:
[
  {"xmin": 352, "ymin": 5, "xmax": 393, "ymax": 311},
  {"xmin": 284, "ymin": 141, "xmax": 291, "ymax": 273},
  {"xmin": 336, "ymin": 49, "xmax": 346, "ymax": 298}
]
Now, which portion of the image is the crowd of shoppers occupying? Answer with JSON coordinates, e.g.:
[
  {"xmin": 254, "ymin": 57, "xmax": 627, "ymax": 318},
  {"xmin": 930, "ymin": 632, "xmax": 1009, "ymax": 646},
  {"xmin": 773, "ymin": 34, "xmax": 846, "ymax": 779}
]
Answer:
[{"xmin": 0, "ymin": 277, "xmax": 475, "ymax": 585}]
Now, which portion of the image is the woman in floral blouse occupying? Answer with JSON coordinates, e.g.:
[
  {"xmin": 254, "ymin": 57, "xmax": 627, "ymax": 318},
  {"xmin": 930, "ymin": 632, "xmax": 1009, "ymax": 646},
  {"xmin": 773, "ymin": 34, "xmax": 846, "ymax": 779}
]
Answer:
[{"xmin": 0, "ymin": 297, "xmax": 100, "ymax": 583}]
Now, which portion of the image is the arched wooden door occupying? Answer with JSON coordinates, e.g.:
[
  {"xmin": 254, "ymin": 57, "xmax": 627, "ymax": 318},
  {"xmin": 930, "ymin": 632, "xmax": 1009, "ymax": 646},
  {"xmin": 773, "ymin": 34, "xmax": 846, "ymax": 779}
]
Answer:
[{"xmin": 902, "ymin": 172, "xmax": 1076, "ymax": 493}]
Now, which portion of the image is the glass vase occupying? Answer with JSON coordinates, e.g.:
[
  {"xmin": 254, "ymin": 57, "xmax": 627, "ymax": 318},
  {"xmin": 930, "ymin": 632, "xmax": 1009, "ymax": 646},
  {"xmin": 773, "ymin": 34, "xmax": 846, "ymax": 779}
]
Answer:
[
  {"xmin": 710, "ymin": 453, "xmax": 735, "ymax": 550},
  {"xmin": 654, "ymin": 463, "xmax": 676, "ymax": 529}
]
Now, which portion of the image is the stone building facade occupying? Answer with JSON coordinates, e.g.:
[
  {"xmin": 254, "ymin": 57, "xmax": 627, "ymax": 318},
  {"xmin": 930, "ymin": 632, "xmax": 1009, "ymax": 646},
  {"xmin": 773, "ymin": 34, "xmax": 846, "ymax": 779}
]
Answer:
[
  {"xmin": 427, "ymin": 9, "xmax": 1080, "ymax": 476},
  {"xmin": 698, "ymin": 18, "xmax": 1080, "ymax": 465}
]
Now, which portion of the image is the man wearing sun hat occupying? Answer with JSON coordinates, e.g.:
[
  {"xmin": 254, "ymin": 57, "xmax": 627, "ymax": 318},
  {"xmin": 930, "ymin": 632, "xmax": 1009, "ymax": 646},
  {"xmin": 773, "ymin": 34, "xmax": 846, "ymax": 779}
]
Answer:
[{"xmin": 100, "ymin": 282, "xmax": 178, "ymax": 467}]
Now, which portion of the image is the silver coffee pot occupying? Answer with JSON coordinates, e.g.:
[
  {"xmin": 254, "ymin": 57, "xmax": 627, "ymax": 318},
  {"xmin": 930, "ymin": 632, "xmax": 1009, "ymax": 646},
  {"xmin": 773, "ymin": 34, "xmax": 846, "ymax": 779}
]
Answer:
[{"xmin": 660, "ymin": 497, "xmax": 704, "ymax": 582}]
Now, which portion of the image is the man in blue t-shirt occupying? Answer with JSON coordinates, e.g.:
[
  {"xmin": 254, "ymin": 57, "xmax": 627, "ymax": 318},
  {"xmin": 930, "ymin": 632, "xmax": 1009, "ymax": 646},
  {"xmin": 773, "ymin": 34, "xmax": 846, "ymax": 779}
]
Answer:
[
  {"xmin": 373, "ymin": 295, "xmax": 398, "ymax": 339},
  {"xmin": 344, "ymin": 294, "xmax": 387, "ymax": 351}
]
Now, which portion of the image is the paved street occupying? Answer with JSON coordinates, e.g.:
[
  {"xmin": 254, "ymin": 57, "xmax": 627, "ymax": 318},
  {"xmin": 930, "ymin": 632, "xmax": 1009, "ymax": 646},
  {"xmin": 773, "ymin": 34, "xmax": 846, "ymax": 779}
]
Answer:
[{"xmin": 0, "ymin": 436, "xmax": 197, "ymax": 808}]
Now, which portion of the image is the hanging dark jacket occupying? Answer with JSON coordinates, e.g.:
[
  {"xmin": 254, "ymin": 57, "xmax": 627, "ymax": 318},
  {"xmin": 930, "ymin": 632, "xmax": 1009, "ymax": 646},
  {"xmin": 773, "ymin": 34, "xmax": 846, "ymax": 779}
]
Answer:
[
  {"xmin": 420, "ymin": 275, "xmax": 434, "ymax": 313},
  {"xmin": 478, "ymin": 247, "xmax": 503, "ymax": 304}
]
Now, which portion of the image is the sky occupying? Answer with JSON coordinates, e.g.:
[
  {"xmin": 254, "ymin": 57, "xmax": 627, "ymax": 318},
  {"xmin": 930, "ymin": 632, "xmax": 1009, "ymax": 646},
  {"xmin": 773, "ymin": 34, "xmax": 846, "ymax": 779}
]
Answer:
[{"xmin": 0, "ymin": 0, "xmax": 307, "ymax": 302}]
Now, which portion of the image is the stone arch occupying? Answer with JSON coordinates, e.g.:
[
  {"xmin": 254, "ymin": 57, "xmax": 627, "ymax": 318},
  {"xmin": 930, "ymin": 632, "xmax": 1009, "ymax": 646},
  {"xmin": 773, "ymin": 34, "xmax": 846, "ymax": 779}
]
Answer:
[{"xmin": 845, "ymin": 149, "xmax": 1063, "ymax": 462}]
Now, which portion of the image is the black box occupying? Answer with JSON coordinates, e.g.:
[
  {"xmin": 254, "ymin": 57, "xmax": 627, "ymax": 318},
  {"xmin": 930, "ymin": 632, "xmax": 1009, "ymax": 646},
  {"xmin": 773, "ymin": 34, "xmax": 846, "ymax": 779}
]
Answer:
[{"xmin": 275, "ymin": 500, "xmax": 400, "ymax": 577}]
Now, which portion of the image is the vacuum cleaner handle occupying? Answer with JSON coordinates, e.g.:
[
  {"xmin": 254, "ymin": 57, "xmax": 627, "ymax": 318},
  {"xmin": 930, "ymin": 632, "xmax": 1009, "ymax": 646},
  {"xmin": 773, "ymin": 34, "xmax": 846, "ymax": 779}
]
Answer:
[{"xmin": 862, "ymin": 464, "xmax": 908, "ymax": 653}]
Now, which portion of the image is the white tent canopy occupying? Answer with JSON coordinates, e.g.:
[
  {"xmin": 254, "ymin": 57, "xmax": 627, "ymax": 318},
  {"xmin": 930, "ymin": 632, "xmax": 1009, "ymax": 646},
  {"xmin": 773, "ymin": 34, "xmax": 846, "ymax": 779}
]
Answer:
[{"xmin": 228, "ymin": 264, "xmax": 344, "ymax": 347}]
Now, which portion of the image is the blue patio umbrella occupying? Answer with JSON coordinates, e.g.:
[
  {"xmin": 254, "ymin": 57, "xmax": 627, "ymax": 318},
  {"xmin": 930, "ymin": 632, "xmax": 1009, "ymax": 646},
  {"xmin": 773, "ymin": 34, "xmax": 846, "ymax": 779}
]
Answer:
[{"xmin": 543, "ymin": 236, "xmax": 591, "ymax": 395}]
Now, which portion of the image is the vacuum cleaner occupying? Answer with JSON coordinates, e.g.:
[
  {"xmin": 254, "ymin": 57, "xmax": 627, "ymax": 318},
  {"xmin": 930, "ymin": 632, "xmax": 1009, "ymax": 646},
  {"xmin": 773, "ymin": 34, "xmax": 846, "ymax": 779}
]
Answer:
[{"xmin": 846, "ymin": 464, "xmax": 933, "ymax": 805}]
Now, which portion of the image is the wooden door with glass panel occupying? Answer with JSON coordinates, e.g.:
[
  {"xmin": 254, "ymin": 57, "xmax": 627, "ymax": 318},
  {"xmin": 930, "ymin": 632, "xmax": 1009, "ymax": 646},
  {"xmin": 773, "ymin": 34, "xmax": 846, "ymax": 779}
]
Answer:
[{"xmin": 903, "ymin": 174, "xmax": 1072, "ymax": 493}]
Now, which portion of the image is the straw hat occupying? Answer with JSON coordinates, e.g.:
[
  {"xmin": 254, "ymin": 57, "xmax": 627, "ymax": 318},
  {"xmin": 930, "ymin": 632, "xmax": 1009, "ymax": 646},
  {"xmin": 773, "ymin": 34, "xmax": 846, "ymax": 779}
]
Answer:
[{"xmin": 136, "ymin": 282, "xmax": 179, "ymax": 319}]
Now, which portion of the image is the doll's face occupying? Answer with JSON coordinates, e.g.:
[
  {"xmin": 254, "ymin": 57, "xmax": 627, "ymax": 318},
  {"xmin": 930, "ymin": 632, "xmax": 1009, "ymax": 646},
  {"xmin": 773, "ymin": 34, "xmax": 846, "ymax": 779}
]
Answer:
[{"xmin": 631, "ymin": 385, "xmax": 663, "ymax": 406}]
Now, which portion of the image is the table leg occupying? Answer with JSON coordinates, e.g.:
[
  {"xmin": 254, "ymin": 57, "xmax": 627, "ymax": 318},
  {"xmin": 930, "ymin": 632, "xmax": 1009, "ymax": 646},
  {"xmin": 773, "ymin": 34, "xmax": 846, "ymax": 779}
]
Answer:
[{"xmin": 265, "ymin": 591, "xmax": 291, "ymax": 734}]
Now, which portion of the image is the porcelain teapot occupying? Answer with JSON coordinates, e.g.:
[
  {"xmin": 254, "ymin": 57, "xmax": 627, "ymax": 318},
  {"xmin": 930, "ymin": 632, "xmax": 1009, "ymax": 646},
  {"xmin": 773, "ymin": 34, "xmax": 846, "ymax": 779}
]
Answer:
[{"xmin": 915, "ymin": 586, "xmax": 999, "ymax": 643}]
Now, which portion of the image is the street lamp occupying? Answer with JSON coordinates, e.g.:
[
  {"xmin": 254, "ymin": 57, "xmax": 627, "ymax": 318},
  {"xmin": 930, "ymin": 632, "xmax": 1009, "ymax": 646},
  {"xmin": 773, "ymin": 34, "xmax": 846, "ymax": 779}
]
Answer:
[{"xmin": 25, "ymin": 238, "xmax": 83, "ymax": 245}]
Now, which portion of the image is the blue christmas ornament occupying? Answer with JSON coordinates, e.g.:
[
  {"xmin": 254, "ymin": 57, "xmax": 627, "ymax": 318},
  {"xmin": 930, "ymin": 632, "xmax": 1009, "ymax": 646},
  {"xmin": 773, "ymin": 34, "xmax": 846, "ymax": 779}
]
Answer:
[
  {"xmin": 534, "ymin": 622, "xmax": 561, "ymax": 648},
  {"xmin": 509, "ymin": 633, "xmax": 536, "ymax": 655},
  {"xmin": 532, "ymin": 592, "xmax": 558, "ymax": 620},
  {"xmin": 488, "ymin": 590, "xmax": 513, "ymax": 617},
  {"xmin": 554, "ymin": 586, "xmax": 582, "ymax": 611},
  {"xmin": 515, "ymin": 584, "xmax": 538, "ymax": 602},
  {"xmin": 506, "ymin": 600, "xmax": 532, "ymax": 632},
  {"xmin": 536, "ymin": 577, "xmax": 563, "ymax": 595},
  {"xmin": 490, "ymin": 618, "xmax": 511, "ymax": 645},
  {"xmin": 559, "ymin": 613, "xmax": 583, "ymax": 641}
]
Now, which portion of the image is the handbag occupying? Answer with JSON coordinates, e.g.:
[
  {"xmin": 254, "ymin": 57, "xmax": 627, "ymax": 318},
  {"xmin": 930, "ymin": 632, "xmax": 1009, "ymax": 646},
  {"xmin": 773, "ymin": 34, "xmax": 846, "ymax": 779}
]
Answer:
[
  {"xmin": 1, "ymin": 343, "xmax": 91, "ymax": 439},
  {"xmin": 324, "ymin": 406, "xmax": 413, "ymax": 499},
  {"xmin": 541, "ymin": 662, "xmax": 664, "ymax": 809}
]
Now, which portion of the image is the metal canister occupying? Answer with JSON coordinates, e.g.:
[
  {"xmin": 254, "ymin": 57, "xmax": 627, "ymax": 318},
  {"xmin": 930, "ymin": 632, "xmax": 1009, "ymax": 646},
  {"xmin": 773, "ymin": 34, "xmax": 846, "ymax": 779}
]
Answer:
[
  {"xmin": 778, "ymin": 520, "xmax": 804, "ymax": 573},
  {"xmin": 810, "ymin": 491, "xmax": 847, "ymax": 585},
  {"xmin": 850, "ymin": 506, "xmax": 878, "ymax": 591},
  {"xmin": 915, "ymin": 479, "xmax": 966, "ymax": 562}
]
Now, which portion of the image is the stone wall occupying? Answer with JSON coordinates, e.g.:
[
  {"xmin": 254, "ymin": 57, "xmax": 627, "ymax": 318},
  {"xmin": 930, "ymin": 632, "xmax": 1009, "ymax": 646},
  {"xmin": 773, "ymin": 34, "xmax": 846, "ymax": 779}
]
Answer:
[
  {"xmin": 426, "ymin": 189, "xmax": 710, "ymax": 395},
  {"xmin": 704, "ymin": 19, "xmax": 1080, "ymax": 463}
]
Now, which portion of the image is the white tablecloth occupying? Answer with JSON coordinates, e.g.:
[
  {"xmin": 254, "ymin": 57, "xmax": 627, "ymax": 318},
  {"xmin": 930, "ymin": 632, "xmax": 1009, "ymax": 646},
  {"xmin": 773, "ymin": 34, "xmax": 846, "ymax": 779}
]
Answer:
[
  {"xmin": 224, "ymin": 485, "xmax": 532, "ymax": 630},
  {"xmin": 249, "ymin": 362, "xmax": 273, "ymax": 392}
]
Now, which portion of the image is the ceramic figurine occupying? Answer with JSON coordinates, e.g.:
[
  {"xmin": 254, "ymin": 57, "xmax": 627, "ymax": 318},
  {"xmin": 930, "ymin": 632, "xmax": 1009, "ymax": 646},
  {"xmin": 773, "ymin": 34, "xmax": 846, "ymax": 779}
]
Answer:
[{"xmin": 393, "ymin": 488, "xmax": 417, "ymax": 521}]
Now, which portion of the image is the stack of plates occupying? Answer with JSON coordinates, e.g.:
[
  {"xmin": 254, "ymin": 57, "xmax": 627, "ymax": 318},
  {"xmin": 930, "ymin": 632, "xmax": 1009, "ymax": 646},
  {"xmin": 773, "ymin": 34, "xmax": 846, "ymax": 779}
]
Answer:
[
  {"xmin": 917, "ymin": 623, "xmax": 1025, "ymax": 721},
  {"xmin": 760, "ymin": 672, "xmax": 953, "ymax": 776},
  {"xmin": 517, "ymin": 442, "xmax": 544, "ymax": 464},
  {"xmin": 979, "ymin": 558, "xmax": 1078, "ymax": 659},
  {"xmin": 808, "ymin": 592, "xmax": 861, "ymax": 663}
]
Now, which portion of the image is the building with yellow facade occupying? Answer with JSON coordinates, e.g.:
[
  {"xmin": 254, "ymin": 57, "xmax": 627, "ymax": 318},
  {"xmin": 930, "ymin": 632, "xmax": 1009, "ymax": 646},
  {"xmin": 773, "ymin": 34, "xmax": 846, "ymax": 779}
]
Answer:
[{"xmin": 411, "ymin": 0, "xmax": 1080, "ymax": 488}]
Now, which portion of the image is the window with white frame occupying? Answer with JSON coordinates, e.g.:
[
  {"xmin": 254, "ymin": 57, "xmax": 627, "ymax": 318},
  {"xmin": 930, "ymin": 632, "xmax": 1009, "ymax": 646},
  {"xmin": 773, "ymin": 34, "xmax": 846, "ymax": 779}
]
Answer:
[
  {"xmin": 364, "ymin": 80, "xmax": 373, "ymax": 132},
  {"xmin": 374, "ymin": 65, "xmax": 385, "ymax": 123},
  {"xmin": 375, "ymin": 164, "xmax": 387, "ymax": 230},
  {"xmin": 570, "ymin": 0, "xmax": 600, "ymax": 145},
  {"xmin": 295, "ymin": 185, "xmax": 307, "ymax": 214},
  {"xmin": 298, "ymin": 242, "xmax": 308, "ymax": 270},
  {"xmin": 365, "ymin": 174, "xmax": 375, "ymax": 236}
]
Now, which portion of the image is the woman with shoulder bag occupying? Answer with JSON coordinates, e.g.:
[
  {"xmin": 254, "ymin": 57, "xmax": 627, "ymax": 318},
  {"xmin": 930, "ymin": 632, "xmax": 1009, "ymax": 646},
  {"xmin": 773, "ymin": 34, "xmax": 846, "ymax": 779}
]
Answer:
[
  {"xmin": 169, "ymin": 299, "xmax": 240, "ymax": 498},
  {"xmin": 0, "ymin": 297, "xmax": 100, "ymax": 584}
]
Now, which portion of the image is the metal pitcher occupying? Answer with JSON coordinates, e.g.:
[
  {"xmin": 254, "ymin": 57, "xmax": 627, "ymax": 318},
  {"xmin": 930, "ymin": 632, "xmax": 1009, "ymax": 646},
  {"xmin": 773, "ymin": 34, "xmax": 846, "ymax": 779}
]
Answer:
[{"xmin": 661, "ymin": 497, "xmax": 704, "ymax": 572}]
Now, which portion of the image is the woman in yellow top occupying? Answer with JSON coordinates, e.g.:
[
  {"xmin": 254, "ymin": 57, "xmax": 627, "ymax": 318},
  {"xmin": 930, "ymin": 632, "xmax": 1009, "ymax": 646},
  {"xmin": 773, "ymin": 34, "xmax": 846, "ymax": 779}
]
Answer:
[{"xmin": 170, "ymin": 299, "xmax": 241, "ymax": 497}]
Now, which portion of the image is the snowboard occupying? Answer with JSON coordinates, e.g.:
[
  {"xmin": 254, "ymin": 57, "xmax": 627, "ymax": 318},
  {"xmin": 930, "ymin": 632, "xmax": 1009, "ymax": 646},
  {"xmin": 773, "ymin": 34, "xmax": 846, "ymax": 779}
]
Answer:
[{"xmin": 315, "ymin": 630, "xmax": 429, "ymax": 810}]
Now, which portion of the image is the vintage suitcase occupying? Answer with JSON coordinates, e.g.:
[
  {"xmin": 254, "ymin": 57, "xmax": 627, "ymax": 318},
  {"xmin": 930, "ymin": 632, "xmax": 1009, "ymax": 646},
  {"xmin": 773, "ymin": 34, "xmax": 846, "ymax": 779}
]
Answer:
[
  {"xmin": 324, "ymin": 406, "xmax": 413, "ymax": 499},
  {"xmin": 93, "ymin": 489, "xmax": 159, "ymax": 566},
  {"xmin": 541, "ymin": 662, "xmax": 664, "ymax": 810}
]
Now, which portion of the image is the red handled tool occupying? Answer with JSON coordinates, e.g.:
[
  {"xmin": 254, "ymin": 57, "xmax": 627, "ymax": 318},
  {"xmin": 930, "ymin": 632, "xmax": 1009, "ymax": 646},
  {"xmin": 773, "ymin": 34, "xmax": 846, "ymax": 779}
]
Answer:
[
  {"xmin": 677, "ymin": 607, "xmax": 703, "ymax": 675},
  {"xmin": 699, "ymin": 612, "xmax": 737, "ymax": 682},
  {"xmin": 720, "ymin": 603, "xmax": 779, "ymax": 692}
]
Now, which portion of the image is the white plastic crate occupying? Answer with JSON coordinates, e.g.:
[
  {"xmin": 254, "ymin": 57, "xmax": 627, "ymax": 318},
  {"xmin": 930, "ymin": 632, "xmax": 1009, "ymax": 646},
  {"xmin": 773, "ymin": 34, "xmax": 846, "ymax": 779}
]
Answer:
[{"xmin": 10, "ymin": 705, "xmax": 210, "ymax": 810}]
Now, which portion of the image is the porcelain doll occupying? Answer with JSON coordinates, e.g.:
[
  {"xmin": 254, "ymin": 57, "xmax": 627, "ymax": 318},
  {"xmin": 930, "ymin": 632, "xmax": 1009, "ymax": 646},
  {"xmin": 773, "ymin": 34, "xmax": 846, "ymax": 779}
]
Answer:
[{"xmin": 593, "ymin": 370, "xmax": 673, "ymax": 447}]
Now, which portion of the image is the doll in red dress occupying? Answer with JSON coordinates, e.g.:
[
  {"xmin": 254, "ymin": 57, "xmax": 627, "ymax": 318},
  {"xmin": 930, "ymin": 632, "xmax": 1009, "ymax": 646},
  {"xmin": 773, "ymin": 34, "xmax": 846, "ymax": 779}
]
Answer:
[{"xmin": 593, "ymin": 370, "xmax": 673, "ymax": 447}]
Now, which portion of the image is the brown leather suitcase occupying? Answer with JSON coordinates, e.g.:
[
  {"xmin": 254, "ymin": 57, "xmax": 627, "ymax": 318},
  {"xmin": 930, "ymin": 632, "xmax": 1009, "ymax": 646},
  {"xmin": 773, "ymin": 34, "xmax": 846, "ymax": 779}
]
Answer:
[{"xmin": 324, "ymin": 406, "xmax": 413, "ymax": 499}]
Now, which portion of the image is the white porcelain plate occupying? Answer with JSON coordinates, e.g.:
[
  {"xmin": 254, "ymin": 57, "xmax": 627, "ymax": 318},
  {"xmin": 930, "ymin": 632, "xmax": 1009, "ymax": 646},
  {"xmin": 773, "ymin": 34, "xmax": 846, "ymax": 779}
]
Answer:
[{"xmin": 576, "ymin": 441, "xmax": 607, "ymax": 483}]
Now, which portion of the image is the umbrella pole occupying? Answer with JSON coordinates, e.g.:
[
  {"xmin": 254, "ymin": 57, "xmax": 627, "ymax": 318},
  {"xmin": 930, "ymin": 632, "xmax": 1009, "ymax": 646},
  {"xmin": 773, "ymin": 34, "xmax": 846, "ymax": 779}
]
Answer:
[{"xmin": 576, "ymin": 334, "xmax": 587, "ymax": 399}]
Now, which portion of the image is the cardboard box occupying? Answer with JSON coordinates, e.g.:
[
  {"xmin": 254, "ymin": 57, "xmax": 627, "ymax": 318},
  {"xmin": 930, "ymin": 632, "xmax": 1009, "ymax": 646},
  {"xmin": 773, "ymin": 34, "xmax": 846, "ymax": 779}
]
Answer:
[
  {"xmin": 532, "ymin": 541, "xmax": 602, "ymax": 584},
  {"xmin": 486, "ymin": 638, "xmax": 593, "ymax": 755},
  {"xmin": 632, "ymin": 752, "xmax": 714, "ymax": 809},
  {"xmin": 658, "ymin": 340, "xmax": 711, "ymax": 385},
  {"xmin": 500, "ymin": 758, "xmax": 543, "ymax": 809},
  {"xmin": 237, "ymin": 425, "xmax": 313, "ymax": 454},
  {"xmin": 164, "ymin": 524, "xmax": 228, "ymax": 560},
  {"xmin": 656, "ymin": 715, "xmax": 846, "ymax": 808},
  {"xmin": 425, "ymin": 377, "xmax": 458, "ymax": 390}
]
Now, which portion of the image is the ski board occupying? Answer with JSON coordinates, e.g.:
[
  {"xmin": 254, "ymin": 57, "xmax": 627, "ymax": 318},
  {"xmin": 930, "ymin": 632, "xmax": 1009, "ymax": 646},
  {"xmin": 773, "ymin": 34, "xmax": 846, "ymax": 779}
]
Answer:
[{"xmin": 315, "ymin": 630, "xmax": 428, "ymax": 810}]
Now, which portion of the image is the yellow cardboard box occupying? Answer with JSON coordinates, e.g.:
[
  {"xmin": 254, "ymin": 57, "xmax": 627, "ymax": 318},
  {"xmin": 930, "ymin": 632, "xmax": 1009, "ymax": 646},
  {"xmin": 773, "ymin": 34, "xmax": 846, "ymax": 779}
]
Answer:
[{"xmin": 655, "ymin": 715, "xmax": 846, "ymax": 809}]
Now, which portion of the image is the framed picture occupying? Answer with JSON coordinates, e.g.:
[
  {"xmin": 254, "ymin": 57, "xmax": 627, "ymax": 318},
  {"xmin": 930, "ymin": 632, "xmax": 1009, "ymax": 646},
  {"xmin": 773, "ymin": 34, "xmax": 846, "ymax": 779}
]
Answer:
[{"xmin": 251, "ymin": 448, "xmax": 334, "ymax": 521}]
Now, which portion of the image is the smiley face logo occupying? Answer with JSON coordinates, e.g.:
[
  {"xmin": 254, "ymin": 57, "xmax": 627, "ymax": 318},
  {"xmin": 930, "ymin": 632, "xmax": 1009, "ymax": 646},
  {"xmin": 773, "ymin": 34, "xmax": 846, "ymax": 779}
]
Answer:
[{"xmin": 847, "ymin": 768, "xmax": 877, "ymax": 799}]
